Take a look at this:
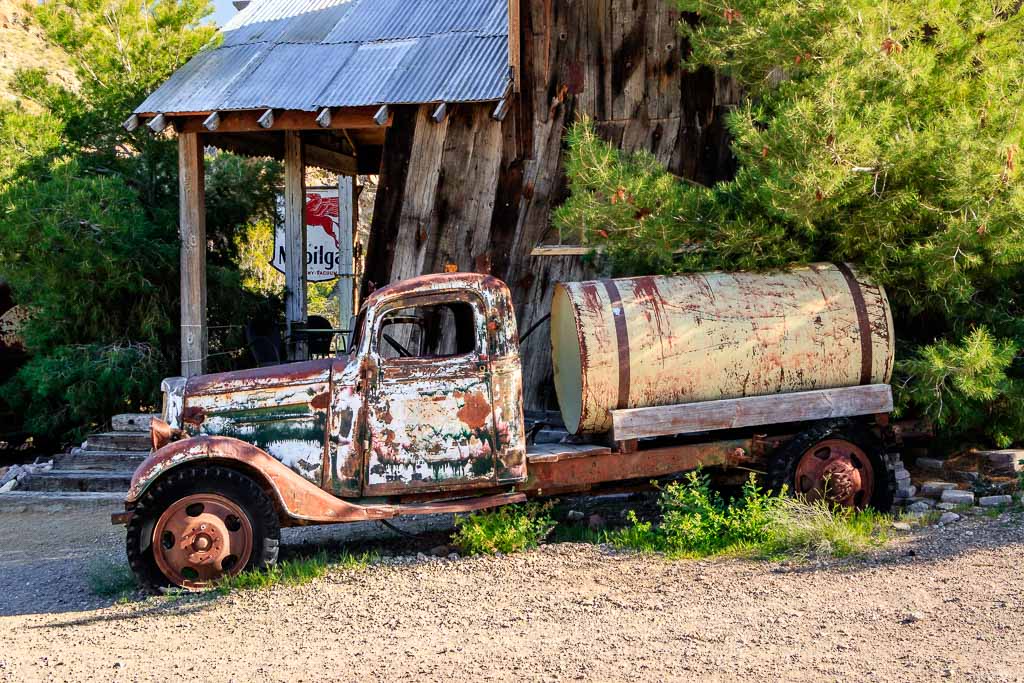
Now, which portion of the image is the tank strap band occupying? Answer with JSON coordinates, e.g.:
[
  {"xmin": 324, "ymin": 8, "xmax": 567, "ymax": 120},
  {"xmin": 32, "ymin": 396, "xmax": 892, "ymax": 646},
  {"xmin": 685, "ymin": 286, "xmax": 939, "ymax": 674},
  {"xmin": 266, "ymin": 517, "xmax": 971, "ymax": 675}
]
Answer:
[
  {"xmin": 601, "ymin": 279, "xmax": 631, "ymax": 409},
  {"xmin": 834, "ymin": 262, "xmax": 872, "ymax": 385}
]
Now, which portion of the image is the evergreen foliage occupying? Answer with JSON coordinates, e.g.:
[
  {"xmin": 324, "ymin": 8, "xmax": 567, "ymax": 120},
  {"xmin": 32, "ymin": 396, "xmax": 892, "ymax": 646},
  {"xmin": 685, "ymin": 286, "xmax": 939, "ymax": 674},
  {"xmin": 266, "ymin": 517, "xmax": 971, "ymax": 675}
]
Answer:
[
  {"xmin": 0, "ymin": 0, "xmax": 281, "ymax": 443},
  {"xmin": 556, "ymin": 0, "xmax": 1024, "ymax": 447}
]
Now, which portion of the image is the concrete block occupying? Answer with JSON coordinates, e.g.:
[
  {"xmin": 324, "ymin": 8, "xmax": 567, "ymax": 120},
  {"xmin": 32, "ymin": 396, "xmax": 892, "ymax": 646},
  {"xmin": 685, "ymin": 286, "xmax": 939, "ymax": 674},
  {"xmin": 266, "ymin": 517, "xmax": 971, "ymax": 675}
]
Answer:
[
  {"xmin": 940, "ymin": 489, "xmax": 975, "ymax": 506},
  {"xmin": 978, "ymin": 494, "xmax": 1013, "ymax": 507},
  {"xmin": 917, "ymin": 457, "xmax": 946, "ymax": 471},
  {"xmin": 920, "ymin": 481, "xmax": 957, "ymax": 498}
]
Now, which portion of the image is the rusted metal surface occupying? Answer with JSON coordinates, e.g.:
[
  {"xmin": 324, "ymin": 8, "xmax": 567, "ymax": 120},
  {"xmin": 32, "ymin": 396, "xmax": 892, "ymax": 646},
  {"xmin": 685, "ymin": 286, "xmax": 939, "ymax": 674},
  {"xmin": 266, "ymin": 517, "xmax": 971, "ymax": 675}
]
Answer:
[
  {"xmin": 794, "ymin": 439, "xmax": 876, "ymax": 508},
  {"xmin": 126, "ymin": 435, "xmax": 380, "ymax": 523},
  {"xmin": 126, "ymin": 435, "xmax": 526, "ymax": 525},
  {"xmin": 520, "ymin": 438, "xmax": 754, "ymax": 495},
  {"xmin": 152, "ymin": 493, "xmax": 253, "ymax": 589},
  {"xmin": 183, "ymin": 359, "xmax": 334, "ymax": 485},
  {"xmin": 349, "ymin": 273, "xmax": 525, "ymax": 495},
  {"xmin": 150, "ymin": 418, "xmax": 174, "ymax": 452},
  {"xmin": 551, "ymin": 263, "xmax": 895, "ymax": 435}
]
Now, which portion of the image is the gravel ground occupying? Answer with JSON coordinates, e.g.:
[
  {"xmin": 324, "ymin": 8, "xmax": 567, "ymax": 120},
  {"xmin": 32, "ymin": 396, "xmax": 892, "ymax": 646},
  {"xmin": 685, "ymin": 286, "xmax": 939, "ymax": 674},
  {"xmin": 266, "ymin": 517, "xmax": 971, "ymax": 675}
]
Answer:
[{"xmin": 1, "ymin": 506, "xmax": 1022, "ymax": 682}]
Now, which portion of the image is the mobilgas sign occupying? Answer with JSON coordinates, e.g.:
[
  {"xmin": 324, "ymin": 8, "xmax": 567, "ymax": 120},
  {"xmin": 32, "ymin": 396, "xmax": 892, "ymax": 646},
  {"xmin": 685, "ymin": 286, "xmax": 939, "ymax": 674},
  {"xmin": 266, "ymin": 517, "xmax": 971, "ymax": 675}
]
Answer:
[{"xmin": 271, "ymin": 188, "xmax": 342, "ymax": 283}]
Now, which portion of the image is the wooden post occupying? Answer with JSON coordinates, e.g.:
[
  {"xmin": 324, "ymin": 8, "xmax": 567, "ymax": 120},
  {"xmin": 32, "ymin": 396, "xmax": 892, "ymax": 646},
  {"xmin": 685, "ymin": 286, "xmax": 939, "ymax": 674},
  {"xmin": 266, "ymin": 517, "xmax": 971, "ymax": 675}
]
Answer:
[
  {"xmin": 507, "ymin": 0, "xmax": 520, "ymax": 92},
  {"xmin": 284, "ymin": 131, "xmax": 308, "ymax": 361},
  {"xmin": 178, "ymin": 132, "xmax": 207, "ymax": 377},
  {"xmin": 337, "ymin": 175, "xmax": 355, "ymax": 351}
]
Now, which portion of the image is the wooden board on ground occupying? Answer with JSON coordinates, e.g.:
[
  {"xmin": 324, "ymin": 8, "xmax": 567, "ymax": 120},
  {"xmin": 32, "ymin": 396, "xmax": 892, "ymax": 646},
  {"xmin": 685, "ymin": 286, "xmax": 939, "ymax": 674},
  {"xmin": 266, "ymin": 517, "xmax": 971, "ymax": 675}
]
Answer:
[
  {"xmin": 611, "ymin": 384, "xmax": 893, "ymax": 442},
  {"xmin": 111, "ymin": 414, "xmax": 155, "ymax": 432}
]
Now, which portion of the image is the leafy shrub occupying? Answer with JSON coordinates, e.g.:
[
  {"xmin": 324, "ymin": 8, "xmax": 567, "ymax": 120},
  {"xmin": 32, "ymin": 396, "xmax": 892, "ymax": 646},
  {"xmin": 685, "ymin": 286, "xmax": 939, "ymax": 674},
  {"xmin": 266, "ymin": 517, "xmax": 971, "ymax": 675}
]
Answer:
[
  {"xmin": 556, "ymin": 0, "xmax": 1024, "ymax": 448},
  {"xmin": 451, "ymin": 503, "xmax": 555, "ymax": 555},
  {"xmin": 610, "ymin": 472, "xmax": 779, "ymax": 556},
  {"xmin": 1, "ymin": 342, "xmax": 163, "ymax": 442},
  {"xmin": 0, "ymin": 1, "xmax": 284, "ymax": 444},
  {"xmin": 896, "ymin": 328, "xmax": 1024, "ymax": 448},
  {"xmin": 610, "ymin": 472, "xmax": 889, "ymax": 559}
]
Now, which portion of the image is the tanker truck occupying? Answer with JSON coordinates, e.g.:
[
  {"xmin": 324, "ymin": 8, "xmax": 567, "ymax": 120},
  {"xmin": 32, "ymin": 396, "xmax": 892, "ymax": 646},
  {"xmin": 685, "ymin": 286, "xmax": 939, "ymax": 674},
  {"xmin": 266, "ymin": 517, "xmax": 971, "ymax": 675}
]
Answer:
[{"xmin": 115, "ymin": 263, "xmax": 908, "ymax": 590}]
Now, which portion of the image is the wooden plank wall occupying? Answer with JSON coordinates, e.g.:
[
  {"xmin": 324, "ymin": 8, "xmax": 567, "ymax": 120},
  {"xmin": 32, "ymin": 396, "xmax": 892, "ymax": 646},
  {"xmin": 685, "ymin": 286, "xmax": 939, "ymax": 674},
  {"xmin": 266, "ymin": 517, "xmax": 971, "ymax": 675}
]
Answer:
[{"xmin": 363, "ymin": 0, "xmax": 739, "ymax": 410}]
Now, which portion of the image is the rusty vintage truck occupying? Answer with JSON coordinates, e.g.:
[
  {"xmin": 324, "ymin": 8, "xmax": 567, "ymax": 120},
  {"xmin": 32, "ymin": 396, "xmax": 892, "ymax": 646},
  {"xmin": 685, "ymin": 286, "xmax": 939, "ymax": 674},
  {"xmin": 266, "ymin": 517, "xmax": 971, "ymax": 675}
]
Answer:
[{"xmin": 117, "ymin": 264, "xmax": 908, "ymax": 589}]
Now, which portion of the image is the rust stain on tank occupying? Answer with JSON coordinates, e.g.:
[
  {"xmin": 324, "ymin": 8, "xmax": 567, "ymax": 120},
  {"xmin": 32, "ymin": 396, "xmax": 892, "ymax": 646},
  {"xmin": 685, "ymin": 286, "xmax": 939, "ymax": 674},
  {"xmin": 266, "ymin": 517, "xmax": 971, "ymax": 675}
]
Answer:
[
  {"xmin": 631, "ymin": 275, "xmax": 668, "ymax": 338},
  {"xmin": 310, "ymin": 392, "xmax": 330, "ymax": 410}
]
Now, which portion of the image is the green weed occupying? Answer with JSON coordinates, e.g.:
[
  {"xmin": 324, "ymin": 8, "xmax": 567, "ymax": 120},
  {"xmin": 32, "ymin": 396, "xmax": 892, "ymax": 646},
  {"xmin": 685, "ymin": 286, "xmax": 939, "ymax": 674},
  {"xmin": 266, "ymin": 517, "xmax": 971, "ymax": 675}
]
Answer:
[
  {"xmin": 761, "ymin": 497, "xmax": 890, "ymax": 559},
  {"xmin": 218, "ymin": 550, "xmax": 378, "ymax": 592},
  {"xmin": 609, "ymin": 471, "xmax": 889, "ymax": 560},
  {"xmin": 86, "ymin": 559, "xmax": 138, "ymax": 599},
  {"xmin": 451, "ymin": 502, "xmax": 555, "ymax": 555},
  {"xmin": 549, "ymin": 523, "xmax": 607, "ymax": 545}
]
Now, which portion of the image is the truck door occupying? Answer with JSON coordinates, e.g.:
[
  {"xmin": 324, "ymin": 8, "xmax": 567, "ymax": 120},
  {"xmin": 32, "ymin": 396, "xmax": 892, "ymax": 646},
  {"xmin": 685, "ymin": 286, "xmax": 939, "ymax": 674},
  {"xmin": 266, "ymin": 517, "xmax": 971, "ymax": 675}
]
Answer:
[{"xmin": 363, "ymin": 292, "xmax": 498, "ymax": 495}]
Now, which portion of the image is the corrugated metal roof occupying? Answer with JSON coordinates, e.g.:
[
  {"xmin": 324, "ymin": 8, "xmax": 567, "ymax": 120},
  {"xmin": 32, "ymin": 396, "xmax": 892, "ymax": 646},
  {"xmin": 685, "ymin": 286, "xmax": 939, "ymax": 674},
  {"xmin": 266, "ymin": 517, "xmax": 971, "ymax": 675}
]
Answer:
[{"xmin": 135, "ymin": 0, "xmax": 509, "ymax": 115}]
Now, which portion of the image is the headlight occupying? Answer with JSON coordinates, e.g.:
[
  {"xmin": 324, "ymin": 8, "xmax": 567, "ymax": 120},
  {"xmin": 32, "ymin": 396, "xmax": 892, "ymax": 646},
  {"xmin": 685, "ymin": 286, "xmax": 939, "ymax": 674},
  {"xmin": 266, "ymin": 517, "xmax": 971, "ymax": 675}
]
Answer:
[{"xmin": 160, "ymin": 376, "xmax": 187, "ymax": 430}]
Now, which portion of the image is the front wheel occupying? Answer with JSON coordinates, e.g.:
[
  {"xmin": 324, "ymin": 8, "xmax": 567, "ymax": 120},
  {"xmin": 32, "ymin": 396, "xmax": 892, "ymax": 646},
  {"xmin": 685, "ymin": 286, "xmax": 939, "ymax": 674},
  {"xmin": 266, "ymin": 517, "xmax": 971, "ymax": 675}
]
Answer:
[
  {"xmin": 126, "ymin": 465, "xmax": 280, "ymax": 591},
  {"xmin": 767, "ymin": 420, "xmax": 897, "ymax": 512}
]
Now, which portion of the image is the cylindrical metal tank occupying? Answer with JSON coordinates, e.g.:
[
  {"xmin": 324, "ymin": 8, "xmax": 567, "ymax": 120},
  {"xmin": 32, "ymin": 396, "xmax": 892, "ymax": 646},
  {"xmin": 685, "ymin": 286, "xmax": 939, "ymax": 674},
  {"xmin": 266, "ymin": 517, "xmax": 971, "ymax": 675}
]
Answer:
[{"xmin": 550, "ymin": 263, "xmax": 894, "ymax": 435}]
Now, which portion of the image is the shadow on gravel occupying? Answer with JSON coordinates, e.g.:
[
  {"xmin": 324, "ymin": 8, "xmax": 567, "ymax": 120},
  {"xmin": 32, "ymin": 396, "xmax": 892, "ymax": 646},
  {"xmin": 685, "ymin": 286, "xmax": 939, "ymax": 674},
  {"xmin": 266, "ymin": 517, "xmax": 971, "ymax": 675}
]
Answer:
[
  {"xmin": 766, "ymin": 512, "xmax": 1024, "ymax": 577},
  {"xmin": 2, "ymin": 503, "xmax": 1022, "ymax": 620},
  {"xmin": 25, "ymin": 592, "xmax": 220, "ymax": 629},
  {"xmin": 0, "ymin": 510, "xmax": 457, "ymax": 618}
]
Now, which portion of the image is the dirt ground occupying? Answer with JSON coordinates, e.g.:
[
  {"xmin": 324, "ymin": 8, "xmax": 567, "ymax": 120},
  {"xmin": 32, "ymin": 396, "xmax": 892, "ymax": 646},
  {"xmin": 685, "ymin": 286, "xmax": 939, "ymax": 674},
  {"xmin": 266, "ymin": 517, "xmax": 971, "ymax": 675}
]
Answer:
[{"xmin": 1, "ymin": 505, "xmax": 1022, "ymax": 682}]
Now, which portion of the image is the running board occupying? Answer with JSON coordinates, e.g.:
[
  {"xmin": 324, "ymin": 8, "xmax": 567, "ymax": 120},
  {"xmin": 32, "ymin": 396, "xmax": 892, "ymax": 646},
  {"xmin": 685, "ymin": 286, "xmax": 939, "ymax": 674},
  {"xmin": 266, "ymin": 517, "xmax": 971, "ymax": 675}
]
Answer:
[{"xmin": 382, "ymin": 492, "xmax": 526, "ymax": 517}]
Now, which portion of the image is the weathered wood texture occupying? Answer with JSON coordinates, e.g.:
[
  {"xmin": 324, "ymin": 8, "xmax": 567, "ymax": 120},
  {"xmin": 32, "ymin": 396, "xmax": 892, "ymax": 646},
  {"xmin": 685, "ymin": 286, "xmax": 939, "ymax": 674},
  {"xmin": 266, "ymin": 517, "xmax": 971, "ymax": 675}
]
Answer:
[
  {"xmin": 284, "ymin": 131, "xmax": 308, "ymax": 361},
  {"xmin": 178, "ymin": 132, "xmax": 207, "ymax": 377},
  {"xmin": 337, "ymin": 175, "xmax": 356, "ymax": 341},
  {"xmin": 364, "ymin": 0, "xmax": 738, "ymax": 409},
  {"xmin": 611, "ymin": 385, "xmax": 895, "ymax": 442}
]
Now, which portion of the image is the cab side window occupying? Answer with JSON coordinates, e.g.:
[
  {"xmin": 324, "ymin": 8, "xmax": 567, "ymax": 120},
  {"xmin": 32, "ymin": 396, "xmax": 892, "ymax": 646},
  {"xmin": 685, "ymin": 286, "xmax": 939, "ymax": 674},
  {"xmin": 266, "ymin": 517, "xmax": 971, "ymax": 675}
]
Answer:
[{"xmin": 377, "ymin": 301, "xmax": 477, "ymax": 361}]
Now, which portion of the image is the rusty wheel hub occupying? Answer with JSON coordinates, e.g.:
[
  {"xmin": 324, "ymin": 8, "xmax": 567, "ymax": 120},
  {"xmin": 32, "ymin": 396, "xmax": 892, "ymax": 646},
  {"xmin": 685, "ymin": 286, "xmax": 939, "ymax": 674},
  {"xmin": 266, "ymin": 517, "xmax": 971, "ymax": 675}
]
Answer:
[
  {"xmin": 794, "ymin": 439, "xmax": 875, "ymax": 509},
  {"xmin": 152, "ymin": 494, "xmax": 253, "ymax": 589}
]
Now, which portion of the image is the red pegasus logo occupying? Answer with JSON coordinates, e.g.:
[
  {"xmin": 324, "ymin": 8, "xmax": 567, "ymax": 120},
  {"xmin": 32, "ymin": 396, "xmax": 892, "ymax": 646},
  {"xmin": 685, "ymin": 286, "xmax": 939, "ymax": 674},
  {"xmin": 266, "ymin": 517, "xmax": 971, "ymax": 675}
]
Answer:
[{"xmin": 306, "ymin": 193, "xmax": 340, "ymax": 245}]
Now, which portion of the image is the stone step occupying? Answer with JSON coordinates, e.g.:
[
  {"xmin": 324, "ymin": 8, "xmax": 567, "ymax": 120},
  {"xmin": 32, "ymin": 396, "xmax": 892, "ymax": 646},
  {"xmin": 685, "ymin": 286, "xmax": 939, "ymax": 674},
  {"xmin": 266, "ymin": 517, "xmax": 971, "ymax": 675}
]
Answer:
[
  {"xmin": 54, "ymin": 450, "xmax": 147, "ymax": 472},
  {"xmin": 111, "ymin": 413, "xmax": 156, "ymax": 432},
  {"xmin": 979, "ymin": 449, "xmax": 1024, "ymax": 475},
  {"xmin": 17, "ymin": 470, "xmax": 133, "ymax": 493},
  {"xmin": 83, "ymin": 431, "xmax": 151, "ymax": 452},
  {"xmin": 0, "ymin": 491, "xmax": 125, "ymax": 513}
]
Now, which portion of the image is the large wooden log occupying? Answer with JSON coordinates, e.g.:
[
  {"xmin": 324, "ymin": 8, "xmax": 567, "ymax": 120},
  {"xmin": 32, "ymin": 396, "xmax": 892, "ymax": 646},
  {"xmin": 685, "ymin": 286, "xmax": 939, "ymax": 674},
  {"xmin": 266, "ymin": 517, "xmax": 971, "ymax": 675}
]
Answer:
[
  {"xmin": 178, "ymin": 132, "xmax": 207, "ymax": 377},
  {"xmin": 364, "ymin": 0, "xmax": 739, "ymax": 410}
]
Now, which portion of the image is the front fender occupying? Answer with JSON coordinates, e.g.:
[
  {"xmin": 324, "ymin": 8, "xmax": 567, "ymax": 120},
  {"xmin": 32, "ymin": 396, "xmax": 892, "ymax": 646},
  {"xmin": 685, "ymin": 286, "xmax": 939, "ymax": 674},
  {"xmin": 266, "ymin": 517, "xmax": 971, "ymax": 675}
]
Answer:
[{"xmin": 125, "ymin": 435, "xmax": 378, "ymax": 524}]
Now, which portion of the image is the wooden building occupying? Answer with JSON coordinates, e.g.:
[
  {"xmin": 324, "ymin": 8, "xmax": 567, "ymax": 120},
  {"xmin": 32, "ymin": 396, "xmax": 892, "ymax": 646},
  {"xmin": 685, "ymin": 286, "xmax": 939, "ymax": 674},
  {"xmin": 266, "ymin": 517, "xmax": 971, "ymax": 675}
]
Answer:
[{"xmin": 131, "ymin": 0, "xmax": 736, "ymax": 409}]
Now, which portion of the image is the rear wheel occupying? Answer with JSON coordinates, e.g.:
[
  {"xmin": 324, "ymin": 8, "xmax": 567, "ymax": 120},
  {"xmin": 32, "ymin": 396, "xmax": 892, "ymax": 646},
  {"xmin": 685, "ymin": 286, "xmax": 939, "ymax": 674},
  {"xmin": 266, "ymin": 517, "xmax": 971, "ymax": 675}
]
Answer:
[
  {"xmin": 768, "ymin": 420, "xmax": 896, "ymax": 511},
  {"xmin": 126, "ymin": 465, "xmax": 280, "ymax": 591}
]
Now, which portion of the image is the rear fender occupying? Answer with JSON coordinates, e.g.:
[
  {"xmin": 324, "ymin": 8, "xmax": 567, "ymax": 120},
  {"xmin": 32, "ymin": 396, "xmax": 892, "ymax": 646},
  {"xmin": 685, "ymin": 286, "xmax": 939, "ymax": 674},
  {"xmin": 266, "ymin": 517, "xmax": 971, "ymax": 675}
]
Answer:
[{"xmin": 125, "ymin": 435, "xmax": 378, "ymax": 524}]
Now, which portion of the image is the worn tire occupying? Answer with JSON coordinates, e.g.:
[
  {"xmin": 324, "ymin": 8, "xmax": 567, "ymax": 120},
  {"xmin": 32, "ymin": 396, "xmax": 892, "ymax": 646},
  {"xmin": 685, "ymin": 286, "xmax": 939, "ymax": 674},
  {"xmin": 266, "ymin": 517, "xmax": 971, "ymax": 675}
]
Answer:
[
  {"xmin": 766, "ymin": 419, "xmax": 898, "ymax": 512},
  {"xmin": 126, "ymin": 464, "xmax": 280, "ymax": 591}
]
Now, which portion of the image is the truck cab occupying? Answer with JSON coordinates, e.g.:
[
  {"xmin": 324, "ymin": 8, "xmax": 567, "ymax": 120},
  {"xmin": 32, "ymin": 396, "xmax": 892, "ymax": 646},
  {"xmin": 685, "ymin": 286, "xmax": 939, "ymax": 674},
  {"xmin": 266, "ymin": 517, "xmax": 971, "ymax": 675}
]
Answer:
[{"xmin": 144, "ymin": 272, "xmax": 526, "ymax": 503}]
